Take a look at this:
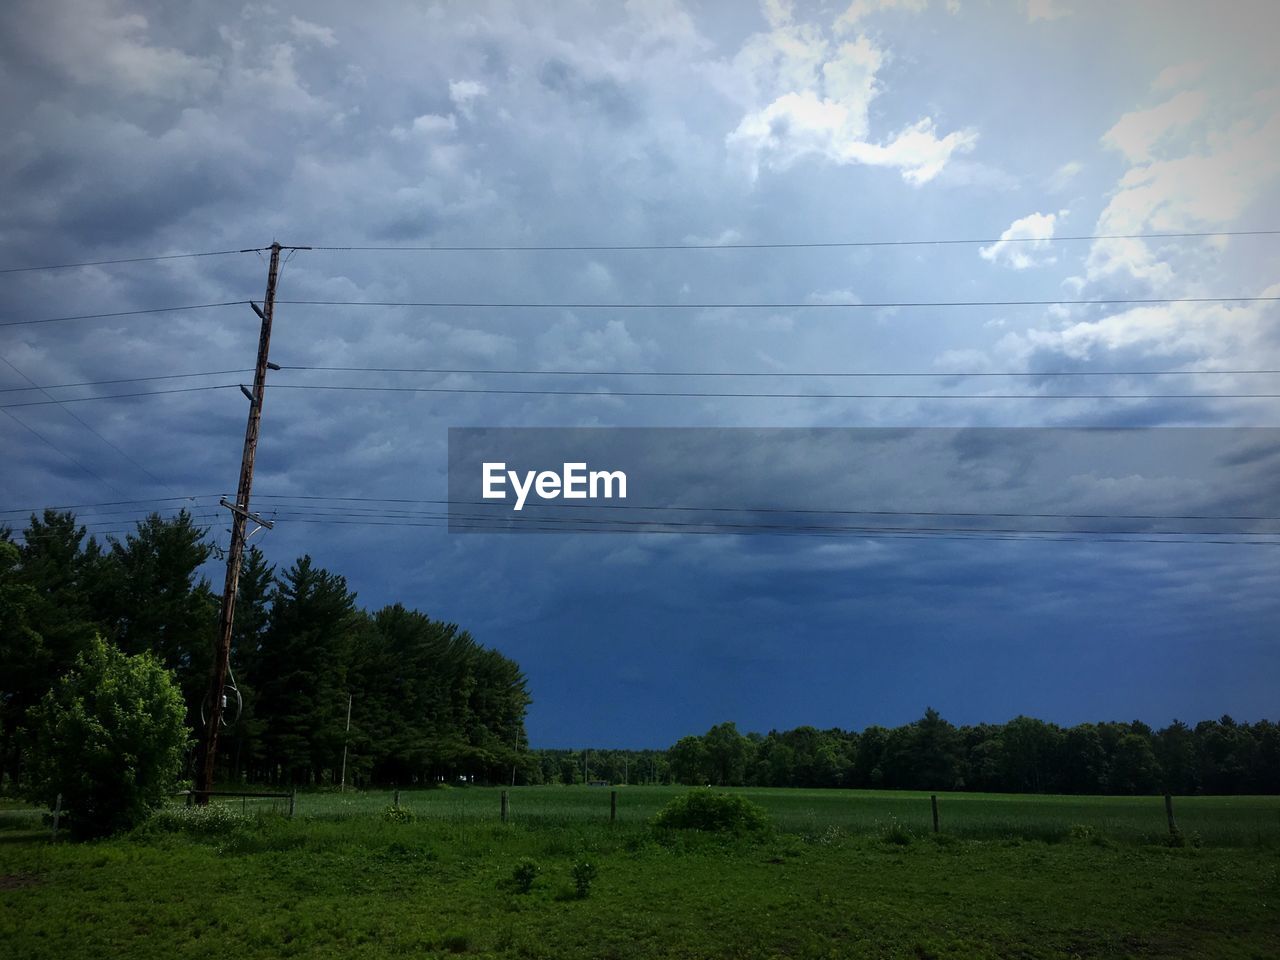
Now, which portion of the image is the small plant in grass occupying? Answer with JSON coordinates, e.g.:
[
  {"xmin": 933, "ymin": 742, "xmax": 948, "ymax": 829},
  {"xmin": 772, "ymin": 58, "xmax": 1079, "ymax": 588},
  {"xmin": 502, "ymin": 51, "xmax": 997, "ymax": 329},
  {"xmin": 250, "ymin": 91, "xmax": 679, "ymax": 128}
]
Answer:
[
  {"xmin": 879, "ymin": 815, "xmax": 914, "ymax": 846},
  {"xmin": 145, "ymin": 802, "xmax": 244, "ymax": 837},
  {"xmin": 511, "ymin": 857, "xmax": 541, "ymax": 893},
  {"xmin": 570, "ymin": 860, "xmax": 598, "ymax": 899},
  {"xmin": 441, "ymin": 931, "xmax": 470, "ymax": 953},
  {"xmin": 652, "ymin": 788, "xmax": 771, "ymax": 837},
  {"xmin": 1162, "ymin": 827, "xmax": 1201, "ymax": 849},
  {"xmin": 1068, "ymin": 823, "xmax": 1097, "ymax": 843},
  {"xmin": 382, "ymin": 804, "xmax": 415, "ymax": 824}
]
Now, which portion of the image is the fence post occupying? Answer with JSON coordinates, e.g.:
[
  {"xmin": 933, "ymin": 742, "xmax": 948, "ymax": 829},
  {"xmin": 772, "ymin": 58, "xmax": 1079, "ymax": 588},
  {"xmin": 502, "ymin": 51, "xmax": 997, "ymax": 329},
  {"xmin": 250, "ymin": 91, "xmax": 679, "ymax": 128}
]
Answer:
[
  {"xmin": 1164, "ymin": 794, "xmax": 1177, "ymax": 835},
  {"xmin": 610, "ymin": 790, "xmax": 617, "ymax": 823},
  {"xmin": 931, "ymin": 794, "xmax": 939, "ymax": 833},
  {"xmin": 51, "ymin": 793, "xmax": 62, "ymax": 841},
  {"xmin": 288, "ymin": 789, "xmax": 296, "ymax": 819},
  {"xmin": 501, "ymin": 790, "xmax": 509, "ymax": 823},
  {"xmin": 393, "ymin": 788, "xmax": 400, "ymax": 809}
]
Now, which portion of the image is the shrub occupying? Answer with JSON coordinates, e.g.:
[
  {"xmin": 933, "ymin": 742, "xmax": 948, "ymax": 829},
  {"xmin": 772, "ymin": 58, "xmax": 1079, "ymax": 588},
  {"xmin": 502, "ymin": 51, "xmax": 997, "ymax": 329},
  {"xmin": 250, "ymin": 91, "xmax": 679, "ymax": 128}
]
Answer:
[
  {"xmin": 652, "ymin": 789, "xmax": 771, "ymax": 836},
  {"xmin": 382, "ymin": 804, "xmax": 415, "ymax": 824},
  {"xmin": 145, "ymin": 803, "xmax": 245, "ymax": 837},
  {"xmin": 570, "ymin": 860, "xmax": 598, "ymax": 899},
  {"xmin": 23, "ymin": 637, "xmax": 189, "ymax": 839},
  {"xmin": 511, "ymin": 857, "xmax": 540, "ymax": 893},
  {"xmin": 879, "ymin": 816, "xmax": 914, "ymax": 846}
]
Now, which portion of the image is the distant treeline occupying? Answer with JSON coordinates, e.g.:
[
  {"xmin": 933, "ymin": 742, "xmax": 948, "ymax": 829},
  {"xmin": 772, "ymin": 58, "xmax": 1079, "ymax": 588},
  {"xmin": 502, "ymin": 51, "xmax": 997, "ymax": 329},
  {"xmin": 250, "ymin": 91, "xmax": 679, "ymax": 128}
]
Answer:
[
  {"xmin": 1, "ymin": 510, "xmax": 530, "ymax": 789},
  {"xmin": 529, "ymin": 712, "xmax": 1280, "ymax": 795}
]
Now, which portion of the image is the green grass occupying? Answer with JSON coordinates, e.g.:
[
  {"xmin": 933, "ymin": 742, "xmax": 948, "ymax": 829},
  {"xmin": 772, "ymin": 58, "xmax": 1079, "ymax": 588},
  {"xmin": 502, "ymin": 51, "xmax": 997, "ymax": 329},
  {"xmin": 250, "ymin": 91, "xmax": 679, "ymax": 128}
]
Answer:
[
  {"xmin": 271, "ymin": 785, "xmax": 1280, "ymax": 848},
  {"xmin": 2, "ymin": 787, "xmax": 1278, "ymax": 959}
]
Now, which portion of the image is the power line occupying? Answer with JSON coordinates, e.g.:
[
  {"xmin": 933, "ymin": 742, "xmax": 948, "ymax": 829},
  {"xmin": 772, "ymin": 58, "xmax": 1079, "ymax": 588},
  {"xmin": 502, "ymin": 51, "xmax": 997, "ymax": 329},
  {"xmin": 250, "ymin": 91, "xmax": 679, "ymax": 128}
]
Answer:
[
  {"xmin": 0, "ymin": 494, "xmax": 220, "ymax": 516},
  {"xmin": 282, "ymin": 364, "xmax": 1280, "ymax": 379},
  {"xmin": 0, "ymin": 407, "xmax": 127, "ymax": 497},
  {"xmin": 0, "ymin": 385, "xmax": 237, "ymax": 408},
  {"xmin": 0, "ymin": 352, "xmax": 178, "ymax": 492},
  {"xmin": 2, "ymin": 230, "xmax": 1274, "ymax": 275},
  {"xmin": 263, "ymin": 384, "xmax": 1280, "ymax": 401},
  {"xmin": 4, "ymin": 294, "xmax": 1272, "ymax": 331},
  {"xmin": 0, "ymin": 249, "xmax": 262, "ymax": 276},
  {"xmin": 6, "ymin": 382, "xmax": 1280, "ymax": 408},
  {"xmin": 4, "ymin": 365, "xmax": 1278, "ymax": 397},
  {"xmin": 304, "ymin": 229, "xmax": 1280, "ymax": 252},
  {"xmin": 7, "ymin": 491, "xmax": 1280, "ymax": 524},
  {"xmin": 0, "ymin": 369, "xmax": 253, "ymax": 394},
  {"xmin": 0, "ymin": 301, "xmax": 247, "ymax": 329},
  {"xmin": 278, "ymin": 295, "xmax": 1280, "ymax": 310},
  {"xmin": 260, "ymin": 506, "xmax": 1280, "ymax": 538},
  {"xmin": 5, "ymin": 366, "xmax": 1279, "ymax": 397},
  {"xmin": 263, "ymin": 512, "xmax": 1280, "ymax": 546}
]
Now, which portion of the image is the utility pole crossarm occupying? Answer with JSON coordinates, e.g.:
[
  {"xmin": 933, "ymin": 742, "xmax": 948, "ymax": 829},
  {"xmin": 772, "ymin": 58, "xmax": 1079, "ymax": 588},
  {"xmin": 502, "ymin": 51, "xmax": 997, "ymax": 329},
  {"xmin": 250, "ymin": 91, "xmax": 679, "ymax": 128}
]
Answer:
[{"xmin": 196, "ymin": 241, "xmax": 283, "ymax": 799}]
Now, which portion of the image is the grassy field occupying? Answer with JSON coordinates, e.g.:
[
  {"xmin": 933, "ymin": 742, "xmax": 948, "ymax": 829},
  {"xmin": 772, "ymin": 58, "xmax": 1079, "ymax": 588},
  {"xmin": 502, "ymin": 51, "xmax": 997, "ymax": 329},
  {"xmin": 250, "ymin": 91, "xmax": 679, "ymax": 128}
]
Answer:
[{"xmin": 2, "ymin": 787, "xmax": 1279, "ymax": 959}]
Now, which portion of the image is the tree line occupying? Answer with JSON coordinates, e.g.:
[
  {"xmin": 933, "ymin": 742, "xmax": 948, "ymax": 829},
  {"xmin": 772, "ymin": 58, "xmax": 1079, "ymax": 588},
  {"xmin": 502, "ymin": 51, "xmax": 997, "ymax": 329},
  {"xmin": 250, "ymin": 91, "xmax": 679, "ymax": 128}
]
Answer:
[
  {"xmin": 0, "ymin": 510, "xmax": 531, "ymax": 789},
  {"xmin": 648, "ymin": 711, "xmax": 1280, "ymax": 795}
]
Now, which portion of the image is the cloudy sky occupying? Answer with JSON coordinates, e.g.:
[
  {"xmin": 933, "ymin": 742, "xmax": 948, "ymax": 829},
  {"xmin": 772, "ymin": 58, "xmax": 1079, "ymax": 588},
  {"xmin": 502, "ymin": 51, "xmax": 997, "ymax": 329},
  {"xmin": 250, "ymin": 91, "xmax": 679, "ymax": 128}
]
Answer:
[{"xmin": 2, "ymin": 0, "xmax": 1278, "ymax": 746}]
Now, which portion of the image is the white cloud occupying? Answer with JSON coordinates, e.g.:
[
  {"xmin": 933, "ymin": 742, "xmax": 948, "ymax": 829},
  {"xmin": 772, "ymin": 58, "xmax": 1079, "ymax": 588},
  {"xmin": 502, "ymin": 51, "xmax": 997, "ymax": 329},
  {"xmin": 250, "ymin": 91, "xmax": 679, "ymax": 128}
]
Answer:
[
  {"xmin": 10, "ymin": 0, "xmax": 217, "ymax": 100},
  {"xmin": 1001, "ymin": 290, "xmax": 1280, "ymax": 363},
  {"xmin": 288, "ymin": 16, "xmax": 337, "ymax": 48},
  {"xmin": 727, "ymin": 9, "xmax": 976, "ymax": 185},
  {"xmin": 834, "ymin": 0, "xmax": 927, "ymax": 34},
  {"xmin": 1102, "ymin": 90, "xmax": 1207, "ymax": 163},
  {"xmin": 1048, "ymin": 159, "xmax": 1082, "ymax": 190},
  {"xmin": 390, "ymin": 113, "xmax": 457, "ymax": 140},
  {"xmin": 1152, "ymin": 60, "xmax": 1207, "ymax": 92},
  {"xmin": 1025, "ymin": 0, "xmax": 1069, "ymax": 22},
  {"xmin": 1086, "ymin": 94, "xmax": 1280, "ymax": 285},
  {"xmin": 449, "ymin": 79, "xmax": 488, "ymax": 105},
  {"xmin": 980, "ymin": 211, "xmax": 1062, "ymax": 269}
]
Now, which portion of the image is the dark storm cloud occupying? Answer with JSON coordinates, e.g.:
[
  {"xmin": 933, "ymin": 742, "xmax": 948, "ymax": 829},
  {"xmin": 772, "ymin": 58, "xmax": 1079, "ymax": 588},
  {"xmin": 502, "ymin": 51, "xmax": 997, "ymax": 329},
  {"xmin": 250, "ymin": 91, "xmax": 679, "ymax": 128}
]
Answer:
[{"xmin": 2, "ymin": 0, "xmax": 1279, "ymax": 744}]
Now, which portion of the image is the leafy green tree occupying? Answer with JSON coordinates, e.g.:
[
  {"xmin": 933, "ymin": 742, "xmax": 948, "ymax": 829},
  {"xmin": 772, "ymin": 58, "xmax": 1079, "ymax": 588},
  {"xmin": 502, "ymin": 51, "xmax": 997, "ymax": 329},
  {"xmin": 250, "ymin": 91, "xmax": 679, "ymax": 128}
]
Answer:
[
  {"xmin": 703, "ymin": 721, "xmax": 749, "ymax": 786},
  {"xmin": 1000, "ymin": 716, "xmax": 1062, "ymax": 793},
  {"xmin": 100, "ymin": 511, "xmax": 217, "ymax": 712},
  {"xmin": 668, "ymin": 735, "xmax": 710, "ymax": 785},
  {"xmin": 23, "ymin": 636, "xmax": 189, "ymax": 838},
  {"xmin": 1154, "ymin": 720, "xmax": 1198, "ymax": 794},
  {"xmin": 1059, "ymin": 724, "xmax": 1108, "ymax": 794},
  {"xmin": 255, "ymin": 556, "xmax": 359, "ymax": 784},
  {"xmin": 0, "ymin": 540, "xmax": 44, "ymax": 787},
  {"xmin": 1109, "ymin": 733, "xmax": 1162, "ymax": 794},
  {"xmin": 909, "ymin": 707, "xmax": 961, "ymax": 790}
]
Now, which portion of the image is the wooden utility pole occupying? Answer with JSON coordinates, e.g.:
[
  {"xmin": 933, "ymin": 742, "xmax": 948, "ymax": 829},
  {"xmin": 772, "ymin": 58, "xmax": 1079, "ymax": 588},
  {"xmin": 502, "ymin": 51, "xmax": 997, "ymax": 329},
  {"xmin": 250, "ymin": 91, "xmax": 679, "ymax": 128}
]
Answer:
[
  {"xmin": 340, "ymin": 693, "xmax": 353, "ymax": 791},
  {"xmin": 196, "ymin": 241, "xmax": 294, "ymax": 799}
]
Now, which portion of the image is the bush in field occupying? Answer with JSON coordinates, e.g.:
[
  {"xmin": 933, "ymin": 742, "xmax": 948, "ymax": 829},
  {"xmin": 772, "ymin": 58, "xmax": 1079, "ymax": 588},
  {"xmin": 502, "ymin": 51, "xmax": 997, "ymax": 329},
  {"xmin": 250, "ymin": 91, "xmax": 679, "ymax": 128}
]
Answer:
[
  {"xmin": 511, "ymin": 857, "xmax": 540, "ymax": 893},
  {"xmin": 878, "ymin": 816, "xmax": 914, "ymax": 846},
  {"xmin": 382, "ymin": 804, "xmax": 415, "ymax": 823},
  {"xmin": 652, "ymin": 788, "xmax": 770, "ymax": 836},
  {"xmin": 23, "ymin": 636, "xmax": 189, "ymax": 839},
  {"xmin": 145, "ymin": 803, "xmax": 245, "ymax": 837},
  {"xmin": 570, "ymin": 860, "xmax": 598, "ymax": 899}
]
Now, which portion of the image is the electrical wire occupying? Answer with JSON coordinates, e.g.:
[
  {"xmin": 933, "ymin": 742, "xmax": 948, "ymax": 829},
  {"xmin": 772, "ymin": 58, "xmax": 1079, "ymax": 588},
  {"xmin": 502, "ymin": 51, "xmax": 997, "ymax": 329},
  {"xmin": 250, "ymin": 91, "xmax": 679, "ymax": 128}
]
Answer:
[
  {"xmin": 303, "ymin": 229, "xmax": 1280, "ymax": 252},
  {"xmin": 0, "ymin": 353, "xmax": 178, "ymax": 492},
  {"xmin": 0, "ymin": 301, "xmax": 247, "ymax": 328},
  {"xmin": 277, "ymin": 295, "xmax": 1280, "ymax": 310},
  {"xmin": 0, "ymin": 249, "xmax": 262, "ymax": 275},
  {"xmin": 0, "ymin": 369, "xmax": 253, "ymax": 393},
  {"xmin": 0, "ymin": 407, "xmax": 127, "ymax": 496},
  {"xmin": 5, "ymin": 366, "xmax": 1280, "ymax": 397},
  {"xmin": 6, "ymin": 381, "xmax": 1280, "ymax": 407},
  {"xmin": 280, "ymin": 364, "xmax": 1280, "ymax": 379}
]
